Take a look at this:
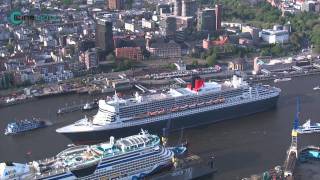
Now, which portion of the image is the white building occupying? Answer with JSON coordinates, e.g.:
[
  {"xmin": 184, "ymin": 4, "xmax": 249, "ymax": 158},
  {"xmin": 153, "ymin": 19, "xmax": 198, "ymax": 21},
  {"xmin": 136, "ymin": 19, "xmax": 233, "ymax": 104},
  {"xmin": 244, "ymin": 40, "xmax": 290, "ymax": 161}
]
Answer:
[
  {"xmin": 142, "ymin": 18, "xmax": 155, "ymax": 29},
  {"xmin": 260, "ymin": 29, "xmax": 289, "ymax": 44},
  {"xmin": 124, "ymin": 22, "xmax": 137, "ymax": 32}
]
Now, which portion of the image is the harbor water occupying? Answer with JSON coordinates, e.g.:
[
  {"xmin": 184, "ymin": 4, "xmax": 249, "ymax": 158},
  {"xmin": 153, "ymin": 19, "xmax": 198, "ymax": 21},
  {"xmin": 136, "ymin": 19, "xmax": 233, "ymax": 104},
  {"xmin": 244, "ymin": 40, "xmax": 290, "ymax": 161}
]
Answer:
[{"xmin": 1, "ymin": 75, "xmax": 320, "ymax": 179}]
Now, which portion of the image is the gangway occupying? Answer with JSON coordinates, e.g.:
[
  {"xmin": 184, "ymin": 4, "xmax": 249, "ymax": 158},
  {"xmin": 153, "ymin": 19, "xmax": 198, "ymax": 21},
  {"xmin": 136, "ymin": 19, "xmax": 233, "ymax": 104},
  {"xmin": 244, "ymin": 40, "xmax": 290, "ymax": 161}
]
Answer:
[
  {"xmin": 292, "ymin": 66, "xmax": 302, "ymax": 71},
  {"xmin": 312, "ymin": 63, "xmax": 320, "ymax": 69},
  {"xmin": 261, "ymin": 69, "xmax": 271, "ymax": 75},
  {"xmin": 118, "ymin": 74, "xmax": 126, "ymax": 79},
  {"xmin": 174, "ymin": 78, "xmax": 186, "ymax": 84},
  {"xmin": 134, "ymin": 84, "xmax": 149, "ymax": 93}
]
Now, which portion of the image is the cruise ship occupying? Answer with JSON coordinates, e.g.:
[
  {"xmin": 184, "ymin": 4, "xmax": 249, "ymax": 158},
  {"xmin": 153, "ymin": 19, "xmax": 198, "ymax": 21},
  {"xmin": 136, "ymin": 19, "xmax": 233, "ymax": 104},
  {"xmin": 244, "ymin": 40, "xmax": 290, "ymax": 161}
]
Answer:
[
  {"xmin": 0, "ymin": 130, "xmax": 174, "ymax": 180},
  {"xmin": 57, "ymin": 76, "xmax": 281, "ymax": 144}
]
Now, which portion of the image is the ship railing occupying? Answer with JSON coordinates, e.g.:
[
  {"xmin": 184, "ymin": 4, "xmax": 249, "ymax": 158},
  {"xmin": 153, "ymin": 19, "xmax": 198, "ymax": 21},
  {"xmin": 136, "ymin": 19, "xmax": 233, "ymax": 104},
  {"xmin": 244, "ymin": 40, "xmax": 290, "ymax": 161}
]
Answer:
[
  {"xmin": 35, "ymin": 166, "xmax": 70, "ymax": 178},
  {"xmin": 116, "ymin": 93, "xmax": 278, "ymax": 128}
]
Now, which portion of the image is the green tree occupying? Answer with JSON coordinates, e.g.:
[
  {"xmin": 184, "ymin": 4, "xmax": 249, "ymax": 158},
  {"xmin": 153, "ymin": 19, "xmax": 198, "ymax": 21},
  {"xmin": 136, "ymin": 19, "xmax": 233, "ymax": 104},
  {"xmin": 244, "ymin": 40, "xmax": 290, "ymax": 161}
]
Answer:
[
  {"xmin": 290, "ymin": 32, "xmax": 303, "ymax": 50},
  {"xmin": 224, "ymin": 44, "xmax": 236, "ymax": 54},
  {"xmin": 62, "ymin": 0, "xmax": 73, "ymax": 5},
  {"xmin": 191, "ymin": 60, "xmax": 199, "ymax": 66},
  {"xmin": 314, "ymin": 44, "xmax": 320, "ymax": 54},
  {"xmin": 206, "ymin": 53, "xmax": 217, "ymax": 66},
  {"xmin": 311, "ymin": 25, "xmax": 320, "ymax": 50},
  {"xmin": 6, "ymin": 43, "xmax": 14, "ymax": 54},
  {"xmin": 260, "ymin": 49, "xmax": 270, "ymax": 56},
  {"xmin": 106, "ymin": 54, "xmax": 115, "ymax": 62},
  {"xmin": 124, "ymin": 59, "xmax": 132, "ymax": 68},
  {"xmin": 126, "ymin": 0, "xmax": 133, "ymax": 9},
  {"xmin": 166, "ymin": 63, "xmax": 176, "ymax": 70},
  {"xmin": 271, "ymin": 44, "xmax": 284, "ymax": 57}
]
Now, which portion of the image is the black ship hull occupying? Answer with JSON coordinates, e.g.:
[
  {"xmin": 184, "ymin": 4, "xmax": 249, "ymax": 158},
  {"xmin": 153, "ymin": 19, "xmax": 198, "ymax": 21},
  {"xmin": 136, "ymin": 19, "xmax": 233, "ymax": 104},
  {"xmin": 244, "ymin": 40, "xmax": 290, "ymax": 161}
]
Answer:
[{"xmin": 61, "ymin": 95, "xmax": 279, "ymax": 144}]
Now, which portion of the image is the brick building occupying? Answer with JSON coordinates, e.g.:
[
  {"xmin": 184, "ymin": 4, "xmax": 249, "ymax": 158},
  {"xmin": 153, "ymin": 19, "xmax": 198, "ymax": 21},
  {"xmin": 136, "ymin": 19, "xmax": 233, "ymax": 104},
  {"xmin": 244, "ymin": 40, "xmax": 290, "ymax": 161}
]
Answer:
[
  {"xmin": 108, "ymin": 0, "xmax": 125, "ymax": 10},
  {"xmin": 115, "ymin": 47, "xmax": 143, "ymax": 61},
  {"xmin": 147, "ymin": 40, "xmax": 181, "ymax": 59}
]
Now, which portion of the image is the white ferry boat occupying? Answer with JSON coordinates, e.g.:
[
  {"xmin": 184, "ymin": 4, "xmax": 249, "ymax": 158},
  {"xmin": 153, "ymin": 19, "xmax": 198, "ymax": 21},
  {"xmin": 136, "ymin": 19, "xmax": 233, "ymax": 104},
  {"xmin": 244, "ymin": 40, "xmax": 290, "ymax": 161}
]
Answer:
[
  {"xmin": 4, "ymin": 118, "xmax": 46, "ymax": 135},
  {"xmin": 0, "ymin": 130, "xmax": 174, "ymax": 180}
]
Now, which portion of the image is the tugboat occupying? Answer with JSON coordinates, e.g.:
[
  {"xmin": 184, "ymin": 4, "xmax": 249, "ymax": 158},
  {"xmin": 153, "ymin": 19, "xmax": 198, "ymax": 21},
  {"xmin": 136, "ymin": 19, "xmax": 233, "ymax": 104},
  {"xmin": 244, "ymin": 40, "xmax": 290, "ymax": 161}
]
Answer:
[{"xmin": 4, "ymin": 118, "xmax": 47, "ymax": 135}]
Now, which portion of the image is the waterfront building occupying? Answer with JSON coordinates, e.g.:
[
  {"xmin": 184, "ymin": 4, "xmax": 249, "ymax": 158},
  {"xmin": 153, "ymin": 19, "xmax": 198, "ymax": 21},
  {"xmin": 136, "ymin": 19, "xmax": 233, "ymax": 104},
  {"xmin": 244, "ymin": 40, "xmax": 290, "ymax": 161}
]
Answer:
[
  {"xmin": 142, "ymin": 18, "xmax": 156, "ymax": 29},
  {"xmin": 85, "ymin": 48, "xmax": 99, "ymax": 70},
  {"xmin": 108, "ymin": 0, "xmax": 125, "ymax": 10},
  {"xmin": 95, "ymin": 19, "xmax": 114, "ymax": 55},
  {"xmin": 160, "ymin": 16, "xmax": 177, "ymax": 38},
  {"xmin": 260, "ymin": 29, "xmax": 289, "ymax": 44},
  {"xmin": 181, "ymin": 0, "xmax": 197, "ymax": 17},
  {"xmin": 176, "ymin": 16, "xmax": 193, "ymax": 30},
  {"xmin": 157, "ymin": 3, "xmax": 172, "ymax": 14},
  {"xmin": 174, "ymin": 0, "xmax": 182, "ymax": 16},
  {"xmin": 147, "ymin": 40, "xmax": 182, "ymax": 59},
  {"xmin": 242, "ymin": 25, "xmax": 261, "ymax": 44},
  {"xmin": 197, "ymin": 8, "xmax": 216, "ymax": 34},
  {"xmin": 215, "ymin": 4, "xmax": 222, "ymax": 31},
  {"xmin": 203, "ymin": 35, "xmax": 229, "ymax": 49},
  {"xmin": 115, "ymin": 47, "xmax": 143, "ymax": 61}
]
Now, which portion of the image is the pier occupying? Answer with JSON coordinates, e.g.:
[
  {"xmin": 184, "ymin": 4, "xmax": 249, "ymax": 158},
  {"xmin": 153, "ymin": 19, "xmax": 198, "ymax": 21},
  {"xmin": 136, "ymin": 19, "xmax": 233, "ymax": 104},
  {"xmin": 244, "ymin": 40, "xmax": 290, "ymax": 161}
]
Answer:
[
  {"xmin": 147, "ymin": 154, "xmax": 216, "ymax": 180},
  {"xmin": 57, "ymin": 104, "xmax": 83, "ymax": 114},
  {"xmin": 247, "ymin": 69, "xmax": 320, "ymax": 82},
  {"xmin": 56, "ymin": 101, "xmax": 96, "ymax": 114},
  {"xmin": 283, "ymin": 130, "xmax": 298, "ymax": 178}
]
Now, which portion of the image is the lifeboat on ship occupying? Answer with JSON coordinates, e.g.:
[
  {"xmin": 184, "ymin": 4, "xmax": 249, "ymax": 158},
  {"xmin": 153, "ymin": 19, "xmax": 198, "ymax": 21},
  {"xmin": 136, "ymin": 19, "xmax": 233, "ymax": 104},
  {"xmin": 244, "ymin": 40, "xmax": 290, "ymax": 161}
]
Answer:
[
  {"xmin": 197, "ymin": 102, "xmax": 205, "ymax": 106},
  {"xmin": 158, "ymin": 109, "xmax": 166, "ymax": 115},
  {"xmin": 148, "ymin": 111, "xmax": 158, "ymax": 116},
  {"xmin": 135, "ymin": 113, "xmax": 148, "ymax": 119},
  {"xmin": 180, "ymin": 105, "xmax": 188, "ymax": 110},
  {"xmin": 189, "ymin": 103, "xmax": 196, "ymax": 108},
  {"xmin": 171, "ymin": 107, "xmax": 179, "ymax": 112},
  {"xmin": 206, "ymin": 100, "xmax": 212, "ymax": 105},
  {"xmin": 212, "ymin": 99, "xmax": 219, "ymax": 104},
  {"xmin": 218, "ymin": 97, "xmax": 225, "ymax": 103}
]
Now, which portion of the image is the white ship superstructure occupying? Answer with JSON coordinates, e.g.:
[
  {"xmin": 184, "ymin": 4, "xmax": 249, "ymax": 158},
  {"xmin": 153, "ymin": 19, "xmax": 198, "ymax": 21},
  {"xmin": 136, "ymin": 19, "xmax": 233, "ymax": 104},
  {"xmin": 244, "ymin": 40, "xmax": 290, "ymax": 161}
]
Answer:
[{"xmin": 0, "ymin": 130, "xmax": 174, "ymax": 180}]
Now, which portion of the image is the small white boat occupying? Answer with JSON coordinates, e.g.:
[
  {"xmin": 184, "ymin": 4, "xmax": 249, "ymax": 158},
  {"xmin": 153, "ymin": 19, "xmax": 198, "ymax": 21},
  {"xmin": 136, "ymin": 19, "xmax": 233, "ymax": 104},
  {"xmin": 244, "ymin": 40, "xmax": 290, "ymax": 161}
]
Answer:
[
  {"xmin": 274, "ymin": 78, "xmax": 291, "ymax": 83},
  {"xmin": 82, "ymin": 102, "xmax": 98, "ymax": 110},
  {"xmin": 313, "ymin": 86, "xmax": 320, "ymax": 90},
  {"xmin": 296, "ymin": 120, "xmax": 320, "ymax": 134},
  {"xmin": 83, "ymin": 103, "xmax": 93, "ymax": 110}
]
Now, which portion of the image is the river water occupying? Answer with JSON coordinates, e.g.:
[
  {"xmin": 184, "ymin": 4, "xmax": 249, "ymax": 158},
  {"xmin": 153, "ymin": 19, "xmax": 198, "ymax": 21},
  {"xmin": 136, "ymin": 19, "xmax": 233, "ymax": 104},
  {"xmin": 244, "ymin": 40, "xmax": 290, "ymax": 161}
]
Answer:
[{"xmin": 1, "ymin": 75, "xmax": 320, "ymax": 179}]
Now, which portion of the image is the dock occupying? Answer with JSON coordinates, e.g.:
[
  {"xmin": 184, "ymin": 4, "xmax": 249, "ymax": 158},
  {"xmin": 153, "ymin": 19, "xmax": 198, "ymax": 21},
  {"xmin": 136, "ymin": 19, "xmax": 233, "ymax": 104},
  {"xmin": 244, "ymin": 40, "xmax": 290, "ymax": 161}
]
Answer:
[
  {"xmin": 243, "ymin": 98, "xmax": 320, "ymax": 180},
  {"xmin": 57, "ymin": 101, "xmax": 96, "ymax": 114},
  {"xmin": 147, "ymin": 154, "xmax": 216, "ymax": 180},
  {"xmin": 57, "ymin": 104, "xmax": 83, "ymax": 114}
]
